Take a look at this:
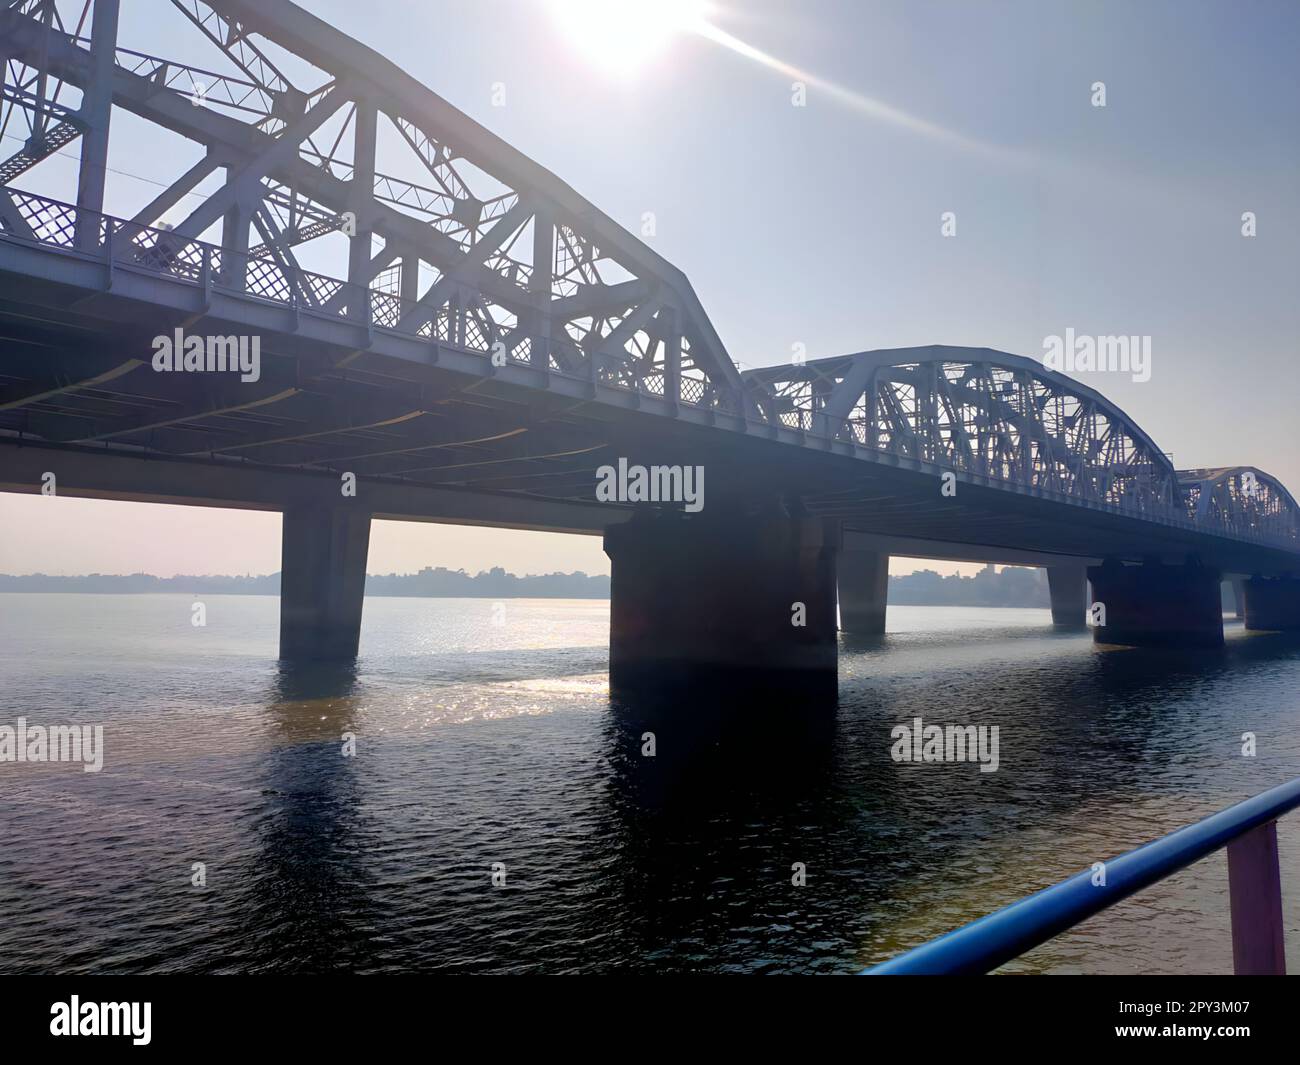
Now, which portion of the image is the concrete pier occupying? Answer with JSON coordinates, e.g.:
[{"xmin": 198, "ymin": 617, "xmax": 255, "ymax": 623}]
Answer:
[
  {"xmin": 604, "ymin": 512, "xmax": 839, "ymax": 696},
  {"xmin": 1086, "ymin": 559, "xmax": 1223, "ymax": 648},
  {"xmin": 279, "ymin": 504, "xmax": 372, "ymax": 661},
  {"xmin": 1047, "ymin": 565, "xmax": 1089, "ymax": 628},
  {"xmin": 1242, "ymin": 576, "xmax": 1300, "ymax": 631},
  {"xmin": 838, "ymin": 550, "xmax": 889, "ymax": 635}
]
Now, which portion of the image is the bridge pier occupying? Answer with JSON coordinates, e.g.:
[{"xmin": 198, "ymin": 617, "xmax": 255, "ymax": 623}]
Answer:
[
  {"xmin": 279, "ymin": 504, "xmax": 372, "ymax": 661},
  {"xmin": 838, "ymin": 549, "xmax": 889, "ymax": 635},
  {"xmin": 1086, "ymin": 559, "xmax": 1223, "ymax": 648},
  {"xmin": 1046, "ymin": 565, "xmax": 1089, "ymax": 627},
  {"xmin": 1242, "ymin": 577, "xmax": 1300, "ymax": 631},
  {"xmin": 604, "ymin": 512, "xmax": 839, "ymax": 697}
]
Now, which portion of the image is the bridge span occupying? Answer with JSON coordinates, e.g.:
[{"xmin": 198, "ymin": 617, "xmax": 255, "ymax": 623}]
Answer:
[{"xmin": 2, "ymin": 0, "xmax": 1298, "ymax": 691}]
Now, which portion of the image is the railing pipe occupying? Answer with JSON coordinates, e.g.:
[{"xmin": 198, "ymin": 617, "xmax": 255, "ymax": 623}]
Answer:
[{"xmin": 866, "ymin": 776, "xmax": 1300, "ymax": 975}]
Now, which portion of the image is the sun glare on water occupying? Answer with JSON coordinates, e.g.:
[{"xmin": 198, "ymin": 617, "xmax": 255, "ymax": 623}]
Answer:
[{"xmin": 547, "ymin": 0, "xmax": 710, "ymax": 78}]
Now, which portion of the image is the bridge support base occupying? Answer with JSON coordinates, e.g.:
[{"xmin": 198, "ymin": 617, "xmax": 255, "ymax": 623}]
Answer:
[
  {"xmin": 604, "ymin": 512, "xmax": 839, "ymax": 697},
  {"xmin": 279, "ymin": 504, "xmax": 372, "ymax": 661},
  {"xmin": 1047, "ymin": 565, "xmax": 1089, "ymax": 627},
  {"xmin": 1243, "ymin": 577, "xmax": 1300, "ymax": 631},
  {"xmin": 838, "ymin": 550, "xmax": 889, "ymax": 635},
  {"xmin": 1086, "ymin": 560, "xmax": 1223, "ymax": 648}
]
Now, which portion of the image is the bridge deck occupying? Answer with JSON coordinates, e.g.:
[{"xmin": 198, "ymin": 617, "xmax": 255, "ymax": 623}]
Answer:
[{"xmin": 0, "ymin": 1, "xmax": 1296, "ymax": 576}]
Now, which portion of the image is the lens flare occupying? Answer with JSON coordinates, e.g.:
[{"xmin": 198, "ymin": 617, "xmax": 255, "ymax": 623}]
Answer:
[
  {"xmin": 548, "ymin": 0, "xmax": 1018, "ymax": 164},
  {"xmin": 547, "ymin": 0, "xmax": 709, "ymax": 78}
]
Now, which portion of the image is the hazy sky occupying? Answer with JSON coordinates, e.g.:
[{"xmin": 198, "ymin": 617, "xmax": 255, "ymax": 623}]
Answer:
[{"xmin": 2, "ymin": 0, "xmax": 1296, "ymax": 578}]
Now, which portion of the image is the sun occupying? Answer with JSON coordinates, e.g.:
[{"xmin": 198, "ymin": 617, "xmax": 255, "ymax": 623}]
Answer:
[{"xmin": 547, "ymin": 0, "xmax": 710, "ymax": 78}]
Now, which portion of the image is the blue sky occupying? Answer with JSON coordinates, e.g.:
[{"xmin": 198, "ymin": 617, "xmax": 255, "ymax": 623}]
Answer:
[{"xmin": 2, "ymin": 0, "xmax": 1296, "ymax": 578}]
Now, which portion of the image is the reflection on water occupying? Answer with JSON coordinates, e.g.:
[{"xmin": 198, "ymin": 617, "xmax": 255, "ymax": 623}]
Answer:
[{"xmin": 1, "ymin": 594, "xmax": 1298, "ymax": 974}]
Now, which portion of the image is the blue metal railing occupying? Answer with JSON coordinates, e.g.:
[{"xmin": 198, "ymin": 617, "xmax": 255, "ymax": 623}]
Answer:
[{"xmin": 865, "ymin": 776, "xmax": 1300, "ymax": 975}]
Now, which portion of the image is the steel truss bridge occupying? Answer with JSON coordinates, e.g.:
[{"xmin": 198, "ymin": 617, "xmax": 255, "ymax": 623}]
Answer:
[{"xmin": 1, "ymin": 0, "xmax": 1298, "ymax": 658}]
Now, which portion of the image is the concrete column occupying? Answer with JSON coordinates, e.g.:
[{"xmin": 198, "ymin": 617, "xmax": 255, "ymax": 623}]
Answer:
[
  {"xmin": 279, "ymin": 505, "xmax": 372, "ymax": 661},
  {"xmin": 603, "ymin": 512, "xmax": 839, "ymax": 696},
  {"xmin": 1243, "ymin": 576, "xmax": 1300, "ymax": 631},
  {"xmin": 838, "ymin": 550, "xmax": 889, "ymax": 635},
  {"xmin": 1046, "ymin": 564, "xmax": 1089, "ymax": 627},
  {"xmin": 1230, "ymin": 578, "xmax": 1246, "ymax": 619},
  {"xmin": 1086, "ymin": 559, "xmax": 1223, "ymax": 648}
]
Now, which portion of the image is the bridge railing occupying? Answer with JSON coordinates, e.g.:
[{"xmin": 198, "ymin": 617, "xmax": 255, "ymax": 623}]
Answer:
[
  {"xmin": 1, "ymin": 187, "xmax": 1297, "ymax": 549},
  {"xmin": 0, "ymin": 187, "xmax": 752, "ymax": 412},
  {"xmin": 864, "ymin": 775, "xmax": 1300, "ymax": 975}
]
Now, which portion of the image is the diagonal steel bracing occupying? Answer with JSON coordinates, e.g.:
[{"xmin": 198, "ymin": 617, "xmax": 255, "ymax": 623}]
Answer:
[
  {"xmin": 0, "ymin": 3, "xmax": 1297, "ymax": 559},
  {"xmin": 0, "ymin": 0, "xmax": 747, "ymax": 411}
]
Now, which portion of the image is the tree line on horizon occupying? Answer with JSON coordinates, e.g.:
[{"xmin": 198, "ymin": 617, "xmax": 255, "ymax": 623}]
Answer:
[
  {"xmin": 0, "ymin": 563, "xmax": 1070, "ymax": 606},
  {"xmin": 0, "ymin": 565, "xmax": 610, "ymax": 598}
]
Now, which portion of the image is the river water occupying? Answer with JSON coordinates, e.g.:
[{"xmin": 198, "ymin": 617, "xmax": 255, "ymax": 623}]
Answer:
[{"xmin": 1, "ymin": 593, "xmax": 1297, "ymax": 974}]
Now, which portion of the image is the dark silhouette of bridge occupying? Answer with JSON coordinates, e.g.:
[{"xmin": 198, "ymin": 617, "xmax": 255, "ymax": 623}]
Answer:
[{"xmin": 2, "ymin": 1, "xmax": 1298, "ymax": 689}]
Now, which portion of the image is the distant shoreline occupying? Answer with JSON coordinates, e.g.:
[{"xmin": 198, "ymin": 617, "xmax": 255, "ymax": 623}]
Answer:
[
  {"xmin": 0, "ymin": 589, "xmax": 606, "ymax": 599},
  {"xmin": 0, "ymin": 565, "xmax": 1066, "ymax": 607},
  {"xmin": 0, "ymin": 568, "xmax": 609, "ymax": 599},
  {"xmin": 0, "ymin": 590, "xmax": 1060, "ymax": 607}
]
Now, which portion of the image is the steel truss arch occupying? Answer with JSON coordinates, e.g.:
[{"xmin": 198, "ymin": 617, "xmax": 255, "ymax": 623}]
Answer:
[
  {"xmin": 1178, "ymin": 467, "xmax": 1300, "ymax": 547},
  {"xmin": 0, "ymin": 0, "xmax": 749, "ymax": 414},
  {"xmin": 743, "ymin": 345, "xmax": 1181, "ymax": 516},
  {"xmin": 1, "ymin": 3, "xmax": 1297, "ymax": 556}
]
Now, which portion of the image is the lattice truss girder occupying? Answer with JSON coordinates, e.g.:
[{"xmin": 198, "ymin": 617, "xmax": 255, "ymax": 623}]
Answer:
[
  {"xmin": 745, "ymin": 348, "xmax": 1182, "ymax": 515},
  {"xmin": 1179, "ymin": 468, "xmax": 1300, "ymax": 543},
  {"xmin": 4, "ymin": 5, "xmax": 1296, "ymax": 548},
  {"xmin": 0, "ymin": 0, "xmax": 747, "ymax": 412}
]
